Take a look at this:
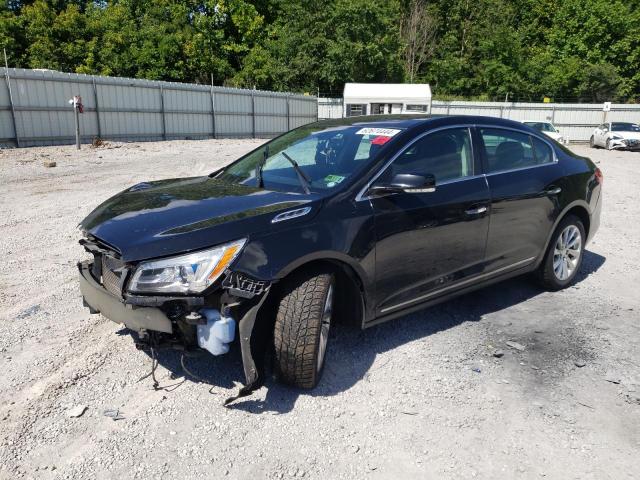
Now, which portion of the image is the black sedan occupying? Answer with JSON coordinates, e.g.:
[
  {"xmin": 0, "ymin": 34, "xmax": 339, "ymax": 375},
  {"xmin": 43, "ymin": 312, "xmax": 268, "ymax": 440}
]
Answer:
[{"xmin": 78, "ymin": 115, "xmax": 602, "ymax": 402}]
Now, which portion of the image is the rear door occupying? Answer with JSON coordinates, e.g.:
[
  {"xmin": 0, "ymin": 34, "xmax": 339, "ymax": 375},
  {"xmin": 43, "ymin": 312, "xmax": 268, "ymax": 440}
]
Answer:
[
  {"xmin": 370, "ymin": 126, "xmax": 490, "ymax": 316},
  {"xmin": 477, "ymin": 127, "xmax": 563, "ymax": 272}
]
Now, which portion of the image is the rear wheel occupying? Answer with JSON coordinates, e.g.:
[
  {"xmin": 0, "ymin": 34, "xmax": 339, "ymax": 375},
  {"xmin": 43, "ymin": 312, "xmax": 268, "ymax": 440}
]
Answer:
[
  {"xmin": 537, "ymin": 215, "xmax": 585, "ymax": 291},
  {"xmin": 273, "ymin": 269, "xmax": 335, "ymax": 388}
]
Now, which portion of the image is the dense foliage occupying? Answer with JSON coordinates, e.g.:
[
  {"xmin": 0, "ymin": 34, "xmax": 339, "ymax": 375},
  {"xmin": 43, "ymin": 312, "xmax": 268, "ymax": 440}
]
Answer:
[{"xmin": 1, "ymin": 0, "xmax": 639, "ymax": 101}]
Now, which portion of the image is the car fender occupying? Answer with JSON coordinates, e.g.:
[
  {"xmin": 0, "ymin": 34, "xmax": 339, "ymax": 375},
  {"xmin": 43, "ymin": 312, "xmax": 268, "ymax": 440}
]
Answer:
[
  {"xmin": 232, "ymin": 213, "xmax": 376, "ymax": 304},
  {"xmin": 535, "ymin": 199, "xmax": 592, "ymax": 268}
]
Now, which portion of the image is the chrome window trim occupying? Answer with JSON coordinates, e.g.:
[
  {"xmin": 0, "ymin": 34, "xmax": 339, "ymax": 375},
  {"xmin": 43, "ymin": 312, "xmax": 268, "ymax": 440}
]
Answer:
[
  {"xmin": 379, "ymin": 256, "xmax": 536, "ymax": 314},
  {"xmin": 355, "ymin": 124, "xmax": 477, "ymax": 202}
]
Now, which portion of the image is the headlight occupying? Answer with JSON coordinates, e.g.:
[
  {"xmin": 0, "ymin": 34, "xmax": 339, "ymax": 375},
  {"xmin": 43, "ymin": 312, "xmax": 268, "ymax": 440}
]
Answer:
[{"xmin": 128, "ymin": 239, "xmax": 246, "ymax": 294}]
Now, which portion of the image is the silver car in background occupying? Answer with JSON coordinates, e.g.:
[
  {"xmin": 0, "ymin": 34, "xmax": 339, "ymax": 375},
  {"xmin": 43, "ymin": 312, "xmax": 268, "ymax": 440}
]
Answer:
[
  {"xmin": 523, "ymin": 120, "xmax": 569, "ymax": 145},
  {"xmin": 590, "ymin": 122, "xmax": 640, "ymax": 151}
]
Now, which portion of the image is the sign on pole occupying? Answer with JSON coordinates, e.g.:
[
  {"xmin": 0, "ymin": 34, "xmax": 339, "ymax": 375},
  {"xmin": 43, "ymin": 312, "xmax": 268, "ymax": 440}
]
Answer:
[
  {"xmin": 69, "ymin": 95, "xmax": 83, "ymax": 149},
  {"xmin": 603, "ymin": 102, "xmax": 611, "ymax": 112}
]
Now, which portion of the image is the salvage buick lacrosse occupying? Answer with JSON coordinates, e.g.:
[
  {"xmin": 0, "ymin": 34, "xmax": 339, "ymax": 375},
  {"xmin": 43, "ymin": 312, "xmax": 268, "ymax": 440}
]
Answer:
[{"xmin": 78, "ymin": 115, "xmax": 602, "ymax": 401}]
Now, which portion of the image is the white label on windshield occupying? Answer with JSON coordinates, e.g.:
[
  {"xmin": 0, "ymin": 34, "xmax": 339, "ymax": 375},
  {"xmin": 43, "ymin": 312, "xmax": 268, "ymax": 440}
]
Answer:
[{"xmin": 355, "ymin": 128, "xmax": 401, "ymax": 137}]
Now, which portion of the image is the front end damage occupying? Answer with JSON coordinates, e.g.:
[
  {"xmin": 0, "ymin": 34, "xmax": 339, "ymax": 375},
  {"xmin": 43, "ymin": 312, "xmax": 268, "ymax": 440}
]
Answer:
[
  {"xmin": 78, "ymin": 237, "xmax": 272, "ymax": 404},
  {"xmin": 607, "ymin": 137, "xmax": 640, "ymax": 151}
]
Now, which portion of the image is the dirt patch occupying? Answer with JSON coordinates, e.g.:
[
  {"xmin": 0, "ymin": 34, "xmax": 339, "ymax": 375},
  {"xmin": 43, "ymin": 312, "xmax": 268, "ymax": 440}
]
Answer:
[{"xmin": 0, "ymin": 140, "xmax": 639, "ymax": 479}]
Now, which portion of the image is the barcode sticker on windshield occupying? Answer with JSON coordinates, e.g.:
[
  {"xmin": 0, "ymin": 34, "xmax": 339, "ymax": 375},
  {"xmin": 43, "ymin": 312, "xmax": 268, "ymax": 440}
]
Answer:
[{"xmin": 355, "ymin": 128, "xmax": 401, "ymax": 137}]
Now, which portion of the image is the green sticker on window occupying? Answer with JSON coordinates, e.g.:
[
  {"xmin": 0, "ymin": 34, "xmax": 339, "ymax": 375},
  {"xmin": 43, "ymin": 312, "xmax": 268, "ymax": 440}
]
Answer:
[{"xmin": 324, "ymin": 174, "xmax": 346, "ymax": 187}]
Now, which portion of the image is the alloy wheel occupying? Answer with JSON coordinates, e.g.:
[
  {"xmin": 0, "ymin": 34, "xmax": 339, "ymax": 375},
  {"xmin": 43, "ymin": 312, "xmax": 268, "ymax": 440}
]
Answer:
[
  {"xmin": 316, "ymin": 283, "xmax": 333, "ymax": 372},
  {"xmin": 553, "ymin": 225, "xmax": 582, "ymax": 281}
]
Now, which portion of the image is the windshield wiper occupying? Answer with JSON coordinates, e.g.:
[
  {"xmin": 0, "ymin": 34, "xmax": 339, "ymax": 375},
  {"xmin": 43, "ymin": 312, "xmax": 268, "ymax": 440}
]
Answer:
[{"xmin": 281, "ymin": 152, "xmax": 311, "ymax": 194}]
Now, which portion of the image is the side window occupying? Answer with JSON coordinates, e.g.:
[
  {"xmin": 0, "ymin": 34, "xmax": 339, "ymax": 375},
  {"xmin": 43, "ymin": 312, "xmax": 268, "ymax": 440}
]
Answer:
[
  {"xmin": 531, "ymin": 136, "xmax": 554, "ymax": 165},
  {"xmin": 388, "ymin": 128, "xmax": 474, "ymax": 184},
  {"xmin": 479, "ymin": 128, "xmax": 537, "ymax": 173}
]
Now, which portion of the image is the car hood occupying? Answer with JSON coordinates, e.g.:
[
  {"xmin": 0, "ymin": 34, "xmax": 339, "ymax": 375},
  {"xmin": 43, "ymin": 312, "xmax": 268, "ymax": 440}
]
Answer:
[
  {"xmin": 609, "ymin": 131, "xmax": 640, "ymax": 140},
  {"xmin": 80, "ymin": 177, "xmax": 320, "ymax": 262},
  {"xmin": 543, "ymin": 131, "xmax": 563, "ymax": 140}
]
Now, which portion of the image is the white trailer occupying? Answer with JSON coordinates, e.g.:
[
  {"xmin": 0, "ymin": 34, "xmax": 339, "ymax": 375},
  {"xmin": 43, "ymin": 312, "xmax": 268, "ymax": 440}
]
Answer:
[{"xmin": 342, "ymin": 83, "xmax": 432, "ymax": 117}]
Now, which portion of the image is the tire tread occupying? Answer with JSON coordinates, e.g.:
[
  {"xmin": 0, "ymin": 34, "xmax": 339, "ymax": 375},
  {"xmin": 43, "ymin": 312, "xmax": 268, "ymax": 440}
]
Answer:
[{"xmin": 273, "ymin": 270, "xmax": 333, "ymax": 388}]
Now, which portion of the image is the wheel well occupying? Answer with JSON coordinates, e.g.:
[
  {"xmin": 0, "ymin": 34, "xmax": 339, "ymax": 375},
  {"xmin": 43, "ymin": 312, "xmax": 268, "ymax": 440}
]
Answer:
[
  {"xmin": 272, "ymin": 259, "xmax": 365, "ymax": 328},
  {"xmin": 564, "ymin": 205, "xmax": 590, "ymax": 238}
]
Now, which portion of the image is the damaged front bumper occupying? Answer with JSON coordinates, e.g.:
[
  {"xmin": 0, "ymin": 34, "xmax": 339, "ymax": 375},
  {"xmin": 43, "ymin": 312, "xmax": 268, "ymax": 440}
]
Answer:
[
  {"xmin": 608, "ymin": 138, "xmax": 640, "ymax": 150},
  {"xmin": 78, "ymin": 259, "xmax": 272, "ymax": 403},
  {"xmin": 79, "ymin": 261, "xmax": 173, "ymax": 333}
]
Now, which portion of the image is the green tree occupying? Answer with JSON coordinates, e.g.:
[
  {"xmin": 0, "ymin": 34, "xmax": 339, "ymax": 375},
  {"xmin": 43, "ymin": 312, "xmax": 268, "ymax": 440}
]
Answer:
[
  {"xmin": 234, "ymin": 0, "xmax": 404, "ymax": 92},
  {"xmin": 0, "ymin": 0, "xmax": 638, "ymax": 101}
]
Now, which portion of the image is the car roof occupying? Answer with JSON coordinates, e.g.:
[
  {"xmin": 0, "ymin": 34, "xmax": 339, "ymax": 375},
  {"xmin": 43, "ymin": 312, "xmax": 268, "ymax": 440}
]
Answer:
[
  {"xmin": 311, "ymin": 114, "xmax": 536, "ymax": 133},
  {"xmin": 523, "ymin": 120, "xmax": 553, "ymax": 124}
]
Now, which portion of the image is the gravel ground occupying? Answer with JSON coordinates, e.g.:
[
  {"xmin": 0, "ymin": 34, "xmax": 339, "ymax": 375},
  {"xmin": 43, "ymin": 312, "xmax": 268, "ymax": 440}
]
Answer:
[{"xmin": 0, "ymin": 139, "xmax": 638, "ymax": 480}]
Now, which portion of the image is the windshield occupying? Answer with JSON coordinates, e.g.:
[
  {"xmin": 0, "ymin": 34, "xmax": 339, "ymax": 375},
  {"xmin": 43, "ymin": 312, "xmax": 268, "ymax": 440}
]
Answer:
[
  {"xmin": 524, "ymin": 122, "xmax": 557, "ymax": 133},
  {"xmin": 215, "ymin": 124, "xmax": 404, "ymax": 193},
  {"xmin": 611, "ymin": 122, "xmax": 640, "ymax": 132}
]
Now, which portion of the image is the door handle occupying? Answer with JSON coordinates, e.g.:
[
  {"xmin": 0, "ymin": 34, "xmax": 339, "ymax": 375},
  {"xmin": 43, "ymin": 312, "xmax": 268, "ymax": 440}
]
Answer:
[
  {"xmin": 545, "ymin": 186, "xmax": 562, "ymax": 195},
  {"xmin": 465, "ymin": 206, "xmax": 488, "ymax": 215}
]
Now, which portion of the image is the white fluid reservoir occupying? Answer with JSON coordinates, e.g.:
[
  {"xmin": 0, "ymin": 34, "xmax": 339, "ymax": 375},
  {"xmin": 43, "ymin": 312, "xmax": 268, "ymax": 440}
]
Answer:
[{"xmin": 197, "ymin": 308, "xmax": 236, "ymax": 356}]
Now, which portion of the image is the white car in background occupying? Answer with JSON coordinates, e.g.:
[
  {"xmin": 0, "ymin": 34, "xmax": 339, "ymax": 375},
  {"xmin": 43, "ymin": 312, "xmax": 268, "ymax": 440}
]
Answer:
[
  {"xmin": 523, "ymin": 121, "xmax": 569, "ymax": 145},
  {"xmin": 590, "ymin": 122, "xmax": 640, "ymax": 151}
]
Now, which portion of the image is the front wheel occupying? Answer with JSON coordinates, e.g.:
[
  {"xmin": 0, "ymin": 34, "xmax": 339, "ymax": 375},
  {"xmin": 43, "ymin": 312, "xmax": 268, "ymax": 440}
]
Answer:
[
  {"xmin": 273, "ymin": 269, "xmax": 335, "ymax": 388},
  {"xmin": 606, "ymin": 138, "xmax": 612, "ymax": 150},
  {"xmin": 589, "ymin": 136, "xmax": 596, "ymax": 148},
  {"xmin": 537, "ymin": 215, "xmax": 585, "ymax": 291}
]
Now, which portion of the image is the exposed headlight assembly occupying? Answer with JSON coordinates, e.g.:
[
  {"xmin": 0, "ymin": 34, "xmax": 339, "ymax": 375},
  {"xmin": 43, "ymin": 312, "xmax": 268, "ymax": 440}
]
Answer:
[{"xmin": 128, "ymin": 239, "xmax": 246, "ymax": 294}]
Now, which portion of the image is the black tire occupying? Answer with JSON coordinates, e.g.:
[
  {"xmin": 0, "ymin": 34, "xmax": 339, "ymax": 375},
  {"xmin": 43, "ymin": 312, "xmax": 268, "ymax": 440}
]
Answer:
[
  {"xmin": 537, "ymin": 215, "xmax": 585, "ymax": 291},
  {"xmin": 273, "ymin": 269, "xmax": 335, "ymax": 388},
  {"xmin": 606, "ymin": 138, "xmax": 611, "ymax": 150},
  {"xmin": 589, "ymin": 136, "xmax": 596, "ymax": 148}
]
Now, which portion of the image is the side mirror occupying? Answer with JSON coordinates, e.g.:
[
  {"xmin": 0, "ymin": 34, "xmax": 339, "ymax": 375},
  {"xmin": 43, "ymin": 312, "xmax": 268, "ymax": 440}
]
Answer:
[{"xmin": 368, "ymin": 173, "xmax": 436, "ymax": 197}]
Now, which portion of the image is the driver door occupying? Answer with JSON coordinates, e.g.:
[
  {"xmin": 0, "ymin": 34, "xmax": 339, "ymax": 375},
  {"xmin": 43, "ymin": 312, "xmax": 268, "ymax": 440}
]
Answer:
[{"xmin": 369, "ymin": 127, "xmax": 490, "ymax": 316}]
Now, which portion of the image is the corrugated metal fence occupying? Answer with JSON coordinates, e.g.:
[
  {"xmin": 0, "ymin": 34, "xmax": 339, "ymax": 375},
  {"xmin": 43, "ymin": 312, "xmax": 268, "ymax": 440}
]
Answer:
[
  {"xmin": 0, "ymin": 68, "xmax": 318, "ymax": 147},
  {"xmin": 318, "ymin": 97, "xmax": 640, "ymax": 142}
]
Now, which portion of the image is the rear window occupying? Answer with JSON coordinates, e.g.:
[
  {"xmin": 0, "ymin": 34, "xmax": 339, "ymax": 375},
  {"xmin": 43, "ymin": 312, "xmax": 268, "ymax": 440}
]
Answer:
[{"xmin": 480, "ymin": 128, "xmax": 554, "ymax": 173}]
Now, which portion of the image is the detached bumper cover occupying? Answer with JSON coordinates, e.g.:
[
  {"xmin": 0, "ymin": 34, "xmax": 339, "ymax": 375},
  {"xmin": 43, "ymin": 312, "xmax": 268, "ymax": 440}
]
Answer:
[{"xmin": 78, "ymin": 261, "xmax": 173, "ymax": 333}]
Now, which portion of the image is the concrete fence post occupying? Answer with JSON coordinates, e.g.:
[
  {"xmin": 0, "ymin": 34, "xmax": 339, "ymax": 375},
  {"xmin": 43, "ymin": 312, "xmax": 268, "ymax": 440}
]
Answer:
[
  {"xmin": 286, "ymin": 95, "xmax": 291, "ymax": 132},
  {"xmin": 210, "ymin": 88, "xmax": 216, "ymax": 139},
  {"xmin": 92, "ymin": 78, "xmax": 102, "ymax": 139},
  {"xmin": 3, "ymin": 67, "xmax": 20, "ymax": 147},
  {"xmin": 251, "ymin": 91, "xmax": 256, "ymax": 138},
  {"xmin": 159, "ymin": 85, "xmax": 166, "ymax": 141}
]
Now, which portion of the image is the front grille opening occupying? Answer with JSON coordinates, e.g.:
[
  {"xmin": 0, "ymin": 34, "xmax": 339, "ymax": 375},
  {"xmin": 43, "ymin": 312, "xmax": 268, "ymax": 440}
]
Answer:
[{"xmin": 101, "ymin": 255, "xmax": 125, "ymax": 297}]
